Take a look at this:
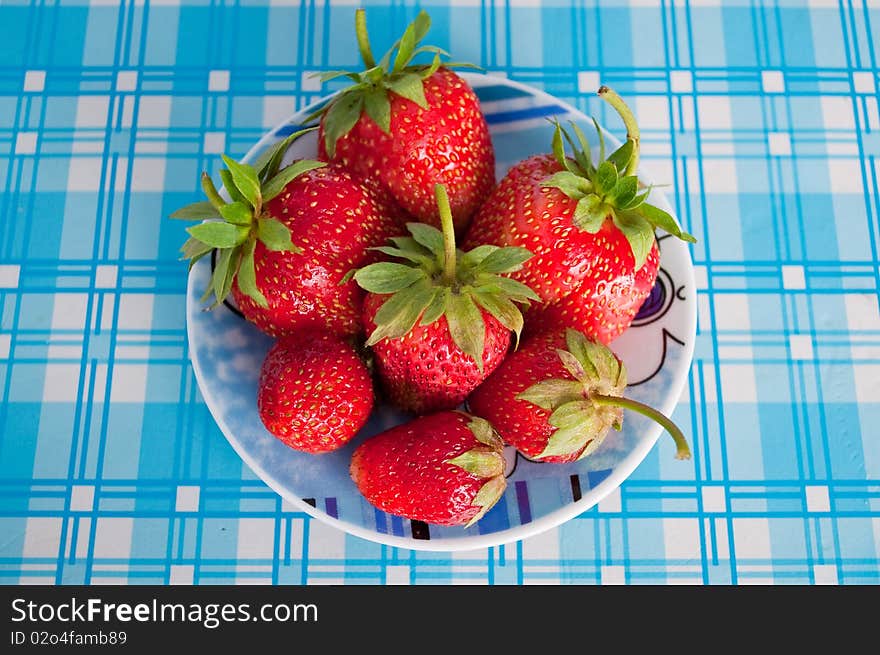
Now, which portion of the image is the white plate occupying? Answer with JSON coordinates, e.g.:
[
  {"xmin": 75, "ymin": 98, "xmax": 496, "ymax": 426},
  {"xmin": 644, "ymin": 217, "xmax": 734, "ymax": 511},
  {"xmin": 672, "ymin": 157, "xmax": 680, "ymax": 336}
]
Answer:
[{"xmin": 186, "ymin": 73, "xmax": 697, "ymax": 552}]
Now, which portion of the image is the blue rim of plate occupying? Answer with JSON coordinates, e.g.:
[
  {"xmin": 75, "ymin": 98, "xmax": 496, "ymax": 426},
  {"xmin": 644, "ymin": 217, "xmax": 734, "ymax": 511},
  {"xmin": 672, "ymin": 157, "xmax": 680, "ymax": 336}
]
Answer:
[{"xmin": 186, "ymin": 73, "xmax": 697, "ymax": 552}]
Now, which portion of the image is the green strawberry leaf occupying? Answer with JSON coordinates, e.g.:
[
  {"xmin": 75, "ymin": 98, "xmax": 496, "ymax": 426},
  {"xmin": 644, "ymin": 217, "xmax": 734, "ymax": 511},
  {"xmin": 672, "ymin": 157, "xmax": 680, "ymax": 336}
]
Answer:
[
  {"xmin": 607, "ymin": 139, "xmax": 635, "ymax": 174},
  {"xmin": 218, "ymin": 168, "xmax": 247, "ymax": 205},
  {"xmin": 551, "ymin": 122, "xmax": 579, "ymax": 174},
  {"xmin": 354, "ymin": 262, "xmax": 427, "ymax": 294},
  {"xmin": 445, "ymin": 291, "xmax": 486, "ymax": 371},
  {"xmin": 362, "ymin": 66, "xmax": 385, "ymax": 84},
  {"xmin": 323, "ymin": 92, "xmax": 364, "ymax": 158},
  {"xmin": 568, "ymin": 121, "xmax": 594, "ymax": 175},
  {"xmin": 476, "ymin": 275, "xmax": 541, "ymax": 303},
  {"xmin": 186, "ymin": 221, "xmax": 249, "ymax": 249},
  {"xmin": 219, "ymin": 201, "xmax": 253, "ymax": 226},
  {"xmin": 363, "ymin": 87, "xmax": 392, "ymax": 133},
  {"xmin": 592, "ymin": 117, "xmax": 606, "ymax": 163},
  {"xmin": 393, "ymin": 19, "xmax": 419, "ymax": 72},
  {"xmin": 406, "ymin": 222, "xmax": 445, "ymax": 261},
  {"xmin": 575, "ymin": 436, "xmax": 604, "ymax": 461},
  {"xmin": 594, "ymin": 161, "xmax": 618, "ymax": 196},
  {"xmin": 389, "ymin": 235, "xmax": 433, "ymax": 255},
  {"xmin": 180, "ymin": 237, "xmax": 214, "ymax": 269},
  {"xmin": 210, "ymin": 246, "xmax": 241, "ymax": 308},
  {"xmin": 446, "ymin": 449, "xmax": 504, "ymax": 478},
  {"xmin": 170, "ymin": 200, "xmax": 221, "ymax": 221},
  {"xmin": 460, "ymin": 245, "xmax": 500, "ymax": 269},
  {"xmin": 467, "ymin": 416, "xmax": 502, "ymax": 448},
  {"xmin": 516, "ymin": 378, "xmax": 586, "ymax": 411},
  {"xmin": 370, "ymin": 245, "xmax": 435, "ymax": 268},
  {"xmin": 256, "ymin": 217, "xmax": 299, "ymax": 252},
  {"xmin": 543, "ymin": 171, "xmax": 592, "ymax": 200},
  {"xmin": 473, "ymin": 246, "xmax": 533, "ymax": 274},
  {"xmin": 262, "ymin": 159, "xmax": 325, "ymax": 202},
  {"xmin": 315, "ymin": 70, "xmax": 362, "ymax": 83},
  {"xmin": 555, "ymin": 347, "xmax": 589, "ymax": 381},
  {"xmin": 619, "ymin": 187, "xmax": 651, "ymax": 211},
  {"xmin": 237, "ymin": 238, "xmax": 267, "ymax": 308},
  {"xmin": 564, "ymin": 329, "xmax": 619, "ymax": 385},
  {"xmin": 419, "ymin": 52, "xmax": 442, "ymax": 79},
  {"xmin": 255, "ymin": 126, "xmax": 319, "ymax": 183},
  {"xmin": 386, "ymin": 72, "xmax": 428, "ymax": 109},
  {"xmin": 366, "ymin": 279, "xmax": 434, "ymax": 345},
  {"xmin": 634, "ymin": 203, "xmax": 697, "ymax": 243},
  {"xmin": 539, "ymin": 400, "xmax": 599, "ymax": 459},
  {"xmin": 467, "ymin": 476, "xmax": 506, "ymax": 528},
  {"xmin": 411, "ymin": 10, "xmax": 432, "ymax": 44},
  {"xmin": 419, "ymin": 287, "xmax": 448, "ymax": 326},
  {"xmin": 609, "ymin": 175, "xmax": 638, "ymax": 208},
  {"xmin": 201, "ymin": 172, "xmax": 226, "ymax": 210},
  {"xmin": 572, "ymin": 195, "xmax": 608, "ymax": 233},
  {"xmin": 221, "ymin": 155, "xmax": 261, "ymax": 210},
  {"xmin": 613, "ymin": 210, "xmax": 655, "ymax": 270},
  {"xmin": 471, "ymin": 289, "xmax": 524, "ymax": 345},
  {"xmin": 411, "ymin": 45, "xmax": 451, "ymax": 59}
]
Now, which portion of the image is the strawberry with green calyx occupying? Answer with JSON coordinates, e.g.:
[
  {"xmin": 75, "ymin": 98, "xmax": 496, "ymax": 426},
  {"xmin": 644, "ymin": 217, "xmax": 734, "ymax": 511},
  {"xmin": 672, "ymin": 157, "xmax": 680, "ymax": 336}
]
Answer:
[
  {"xmin": 463, "ymin": 85, "xmax": 696, "ymax": 344},
  {"xmin": 350, "ymin": 411, "xmax": 507, "ymax": 527},
  {"xmin": 258, "ymin": 331, "xmax": 374, "ymax": 454},
  {"xmin": 315, "ymin": 9, "xmax": 494, "ymax": 234},
  {"xmin": 171, "ymin": 128, "xmax": 406, "ymax": 339},
  {"xmin": 172, "ymin": 127, "xmax": 325, "ymax": 306},
  {"xmin": 352, "ymin": 183, "xmax": 540, "ymax": 414},
  {"xmin": 468, "ymin": 327, "xmax": 691, "ymax": 464}
]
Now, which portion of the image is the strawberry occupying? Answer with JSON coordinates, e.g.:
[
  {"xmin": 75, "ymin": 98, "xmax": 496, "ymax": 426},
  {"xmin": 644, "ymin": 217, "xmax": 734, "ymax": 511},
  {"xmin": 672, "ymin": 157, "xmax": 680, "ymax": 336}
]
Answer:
[
  {"xmin": 350, "ymin": 411, "xmax": 506, "ymax": 526},
  {"xmin": 522, "ymin": 234, "xmax": 661, "ymax": 345},
  {"xmin": 171, "ymin": 128, "xmax": 404, "ymax": 338},
  {"xmin": 468, "ymin": 327, "xmax": 691, "ymax": 464},
  {"xmin": 257, "ymin": 332, "xmax": 374, "ymax": 454},
  {"xmin": 463, "ymin": 85, "xmax": 696, "ymax": 344},
  {"xmin": 315, "ymin": 9, "xmax": 494, "ymax": 234},
  {"xmin": 352, "ymin": 184, "xmax": 540, "ymax": 414}
]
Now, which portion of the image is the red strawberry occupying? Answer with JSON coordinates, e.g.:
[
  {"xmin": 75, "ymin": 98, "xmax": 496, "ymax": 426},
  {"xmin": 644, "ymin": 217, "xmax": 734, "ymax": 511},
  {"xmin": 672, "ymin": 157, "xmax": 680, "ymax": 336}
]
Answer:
[
  {"xmin": 352, "ymin": 184, "xmax": 540, "ymax": 414},
  {"xmin": 257, "ymin": 332, "xmax": 374, "ymax": 454},
  {"xmin": 171, "ymin": 129, "xmax": 404, "ymax": 338},
  {"xmin": 350, "ymin": 411, "xmax": 506, "ymax": 526},
  {"xmin": 522, "ymin": 232, "xmax": 661, "ymax": 344},
  {"xmin": 315, "ymin": 9, "xmax": 494, "ymax": 234},
  {"xmin": 468, "ymin": 327, "xmax": 691, "ymax": 464},
  {"xmin": 463, "ymin": 85, "xmax": 696, "ymax": 343}
]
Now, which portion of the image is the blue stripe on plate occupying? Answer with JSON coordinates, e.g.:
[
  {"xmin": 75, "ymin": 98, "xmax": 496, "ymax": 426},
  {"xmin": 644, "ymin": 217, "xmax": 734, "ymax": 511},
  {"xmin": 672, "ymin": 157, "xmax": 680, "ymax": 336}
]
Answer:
[
  {"xmin": 474, "ymin": 84, "xmax": 534, "ymax": 102},
  {"xmin": 374, "ymin": 508, "xmax": 388, "ymax": 534},
  {"xmin": 514, "ymin": 481, "xmax": 532, "ymax": 524},
  {"xmin": 484, "ymin": 105, "xmax": 567, "ymax": 125},
  {"xmin": 477, "ymin": 493, "xmax": 509, "ymax": 534},
  {"xmin": 587, "ymin": 469, "xmax": 613, "ymax": 488}
]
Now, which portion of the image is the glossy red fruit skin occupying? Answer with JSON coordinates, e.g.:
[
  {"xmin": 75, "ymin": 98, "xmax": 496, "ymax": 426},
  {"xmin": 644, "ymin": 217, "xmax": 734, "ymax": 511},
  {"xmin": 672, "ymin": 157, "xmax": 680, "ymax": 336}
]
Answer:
[
  {"xmin": 462, "ymin": 154, "xmax": 597, "ymax": 304},
  {"xmin": 350, "ymin": 411, "xmax": 488, "ymax": 526},
  {"xmin": 362, "ymin": 293, "xmax": 511, "ymax": 414},
  {"xmin": 523, "ymin": 229, "xmax": 660, "ymax": 345},
  {"xmin": 468, "ymin": 329, "xmax": 588, "ymax": 464},
  {"xmin": 318, "ymin": 68, "xmax": 495, "ymax": 234},
  {"xmin": 231, "ymin": 164, "xmax": 405, "ymax": 339},
  {"xmin": 257, "ymin": 332, "xmax": 374, "ymax": 454}
]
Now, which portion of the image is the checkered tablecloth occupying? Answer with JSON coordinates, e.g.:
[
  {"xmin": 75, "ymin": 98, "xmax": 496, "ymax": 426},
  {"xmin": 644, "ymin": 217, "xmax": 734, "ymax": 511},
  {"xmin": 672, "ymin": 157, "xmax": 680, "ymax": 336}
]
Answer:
[{"xmin": 1, "ymin": 0, "xmax": 878, "ymax": 585}]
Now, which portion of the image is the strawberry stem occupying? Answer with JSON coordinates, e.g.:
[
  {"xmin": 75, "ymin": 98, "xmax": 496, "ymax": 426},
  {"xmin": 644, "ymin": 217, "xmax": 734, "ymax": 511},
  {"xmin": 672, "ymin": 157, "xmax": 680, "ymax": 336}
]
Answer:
[
  {"xmin": 355, "ymin": 9, "xmax": 376, "ymax": 69},
  {"xmin": 435, "ymin": 184, "xmax": 457, "ymax": 285},
  {"xmin": 592, "ymin": 394, "xmax": 691, "ymax": 460},
  {"xmin": 598, "ymin": 85, "xmax": 640, "ymax": 177}
]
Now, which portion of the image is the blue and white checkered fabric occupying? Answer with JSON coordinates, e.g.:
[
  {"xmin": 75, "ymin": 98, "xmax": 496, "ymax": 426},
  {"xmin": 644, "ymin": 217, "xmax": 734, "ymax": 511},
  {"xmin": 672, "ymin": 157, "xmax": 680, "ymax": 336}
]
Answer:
[{"xmin": 0, "ymin": 0, "xmax": 878, "ymax": 585}]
